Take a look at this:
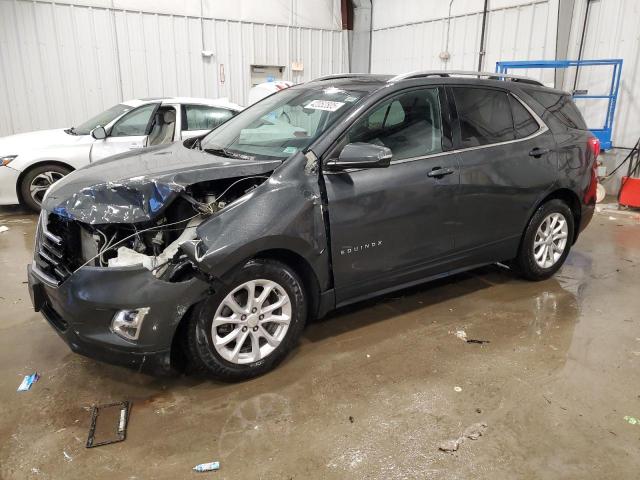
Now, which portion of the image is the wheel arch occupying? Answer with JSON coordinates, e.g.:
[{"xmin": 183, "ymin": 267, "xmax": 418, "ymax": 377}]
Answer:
[
  {"xmin": 252, "ymin": 248, "xmax": 322, "ymax": 323},
  {"xmin": 532, "ymin": 188, "xmax": 582, "ymax": 244},
  {"xmin": 16, "ymin": 160, "xmax": 75, "ymax": 204},
  {"xmin": 170, "ymin": 247, "xmax": 323, "ymax": 372}
]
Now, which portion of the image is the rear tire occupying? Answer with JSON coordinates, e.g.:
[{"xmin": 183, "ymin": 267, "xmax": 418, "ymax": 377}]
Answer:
[
  {"xmin": 20, "ymin": 164, "xmax": 71, "ymax": 212},
  {"xmin": 513, "ymin": 199, "xmax": 574, "ymax": 281},
  {"xmin": 185, "ymin": 258, "xmax": 307, "ymax": 381}
]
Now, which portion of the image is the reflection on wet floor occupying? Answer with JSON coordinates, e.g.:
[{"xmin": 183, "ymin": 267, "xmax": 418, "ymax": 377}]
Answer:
[{"xmin": 1, "ymin": 206, "xmax": 640, "ymax": 479}]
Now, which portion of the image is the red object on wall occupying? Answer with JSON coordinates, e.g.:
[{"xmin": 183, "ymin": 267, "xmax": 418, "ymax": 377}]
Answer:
[{"xmin": 619, "ymin": 177, "xmax": 640, "ymax": 208}]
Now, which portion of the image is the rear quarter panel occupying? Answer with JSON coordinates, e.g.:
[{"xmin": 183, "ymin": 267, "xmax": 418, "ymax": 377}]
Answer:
[{"xmin": 517, "ymin": 88, "xmax": 596, "ymax": 206}]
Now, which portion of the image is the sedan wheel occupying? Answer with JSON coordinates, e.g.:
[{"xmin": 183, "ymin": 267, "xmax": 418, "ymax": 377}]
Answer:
[
  {"xmin": 29, "ymin": 171, "xmax": 65, "ymax": 206},
  {"xmin": 212, "ymin": 279, "xmax": 292, "ymax": 365},
  {"xmin": 20, "ymin": 164, "xmax": 72, "ymax": 212}
]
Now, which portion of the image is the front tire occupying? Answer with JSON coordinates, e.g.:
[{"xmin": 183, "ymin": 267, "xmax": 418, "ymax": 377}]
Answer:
[
  {"xmin": 186, "ymin": 259, "xmax": 307, "ymax": 381},
  {"xmin": 20, "ymin": 164, "xmax": 71, "ymax": 212},
  {"xmin": 513, "ymin": 199, "xmax": 574, "ymax": 281}
]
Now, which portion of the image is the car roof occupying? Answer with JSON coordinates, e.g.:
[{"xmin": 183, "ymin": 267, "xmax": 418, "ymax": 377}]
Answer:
[
  {"xmin": 121, "ymin": 97, "xmax": 243, "ymax": 111},
  {"xmin": 297, "ymin": 74, "xmax": 393, "ymax": 93},
  {"xmin": 304, "ymin": 71, "xmax": 562, "ymax": 95}
]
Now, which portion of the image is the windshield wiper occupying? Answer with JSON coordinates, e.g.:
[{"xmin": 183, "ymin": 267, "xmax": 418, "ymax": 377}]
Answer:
[
  {"xmin": 64, "ymin": 127, "xmax": 78, "ymax": 135},
  {"xmin": 203, "ymin": 147, "xmax": 254, "ymax": 161}
]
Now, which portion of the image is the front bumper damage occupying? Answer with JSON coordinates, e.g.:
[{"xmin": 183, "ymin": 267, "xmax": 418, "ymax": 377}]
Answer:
[{"xmin": 27, "ymin": 263, "xmax": 210, "ymax": 374}]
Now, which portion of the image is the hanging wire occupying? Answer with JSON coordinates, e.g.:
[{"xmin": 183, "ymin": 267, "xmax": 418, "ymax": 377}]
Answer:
[{"xmin": 75, "ymin": 176, "xmax": 270, "ymax": 273}]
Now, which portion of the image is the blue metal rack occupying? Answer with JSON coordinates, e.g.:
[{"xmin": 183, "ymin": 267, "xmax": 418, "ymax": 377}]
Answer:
[{"xmin": 495, "ymin": 59, "xmax": 623, "ymax": 150}]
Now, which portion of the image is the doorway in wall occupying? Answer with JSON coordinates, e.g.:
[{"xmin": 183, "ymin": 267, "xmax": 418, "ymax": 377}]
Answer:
[{"xmin": 250, "ymin": 65, "xmax": 285, "ymax": 87}]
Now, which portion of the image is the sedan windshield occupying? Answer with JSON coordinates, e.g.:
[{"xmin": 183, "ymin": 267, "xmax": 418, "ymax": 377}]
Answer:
[
  {"xmin": 201, "ymin": 86, "xmax": 367, "ymax": 160},
  {"xmin": 74, "ymin": 104, "xmax": 133, "ymax": 135}
]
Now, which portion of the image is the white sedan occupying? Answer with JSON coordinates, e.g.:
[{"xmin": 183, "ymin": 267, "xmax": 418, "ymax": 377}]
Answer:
[{"xmin": 0, "ymin": 97, "xmax": 242, "ymax": 211}]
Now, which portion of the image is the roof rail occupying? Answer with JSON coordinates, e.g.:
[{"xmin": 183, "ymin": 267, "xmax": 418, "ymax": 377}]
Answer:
[
  {"xmin": 312, "ymin": 73, "xmax": 379, "ymax": 82},
  {"xmin": 388, "ymin": 70, "xmax": 544, "ymax": 86}
]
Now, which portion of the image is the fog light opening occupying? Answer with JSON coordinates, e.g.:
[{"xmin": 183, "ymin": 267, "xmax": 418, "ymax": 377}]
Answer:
[{"xmin": 111, "ymin": 307, "xmax": 150, "ymax": 341}]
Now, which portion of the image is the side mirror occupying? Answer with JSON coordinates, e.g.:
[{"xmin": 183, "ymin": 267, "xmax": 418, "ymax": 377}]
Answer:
[
  {"xmin": 91, "ymin": 126, "xmax": 107, "ymax": 140},
  {"xmin": 325, "ymin": 142, "xmax": 392, "ymax": 170}
]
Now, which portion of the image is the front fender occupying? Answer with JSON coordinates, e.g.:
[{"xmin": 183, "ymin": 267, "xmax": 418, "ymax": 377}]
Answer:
[
  {"xmin": 9, "ymin": 144, "xmax": 91, "ymax": 172},
  {"xmin": 192, "ymin": 153, "xmax": 331, "ymax": 290}
]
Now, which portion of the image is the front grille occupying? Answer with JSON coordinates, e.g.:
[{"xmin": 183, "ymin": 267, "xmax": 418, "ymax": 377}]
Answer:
[{"xmin": 34, "ymin": 212, "xmax": 82, "ymax": 285}]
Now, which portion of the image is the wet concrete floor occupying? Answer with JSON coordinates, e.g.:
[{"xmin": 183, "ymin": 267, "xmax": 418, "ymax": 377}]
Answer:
[{"xmin": 1, "ymin": 205, "xmax": 639, "ymax": 479}]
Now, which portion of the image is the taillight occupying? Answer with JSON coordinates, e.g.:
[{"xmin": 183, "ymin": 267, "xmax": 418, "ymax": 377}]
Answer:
[
  {"xmin": 584, "ymin": 136, "xmax": 600, "ymax": 204},
  {"xmin": 588, "ymin": 136, "xmax": 601, "ymax": 161}
]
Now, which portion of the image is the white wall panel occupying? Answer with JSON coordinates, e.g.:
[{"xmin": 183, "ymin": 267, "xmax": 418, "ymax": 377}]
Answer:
[
  {"xmin": 0, "ymin": 0, "xmax": 348, "ymax": 136},
  {"xmin": 371, "ymin": 0, "xmax": 557, "ymax": 86},
  {"xmin": 372, "ymin": 0, "xmax": 544, "ymax": 29},
  {"xmin": 565, "ymin": 0, "xmax": 640, "ymax": 148},
  {"xmin": 370, "ymin": 0, "xmax": 638, "ymax": 149}
]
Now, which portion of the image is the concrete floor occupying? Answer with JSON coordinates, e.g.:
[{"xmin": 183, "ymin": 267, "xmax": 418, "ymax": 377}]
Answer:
[{"xmin": 1, "ymin": 205, "xmax": 639, "ymax": 480}]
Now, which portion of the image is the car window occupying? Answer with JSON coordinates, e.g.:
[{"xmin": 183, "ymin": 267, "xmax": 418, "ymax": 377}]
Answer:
[
  {"xmin": 343, "ymin": 88, "xmax": 443, "ymax": 161},
  {"xmin": 110, "ymin": 104, "xmax": 157, "ymax": 137},
  {"xmin": 525, "ymin": 90, "xmax": 587, "ymax": 130},
  {"xmin": 452, "ymin": 87, "xmax": 514, "ymax": 148},
  {"xmin": 183, "ymin": 105, "xmax": 235, "ymax": 131},
  {"xmin": 510, "ymin": 95, "xmax": 539, "ymax": 139},
  {"xmin": 75, "ymin": 104, "xmax": 132, "ymax": 135},
  {"xmin": 367, "ymin": 100, "xmax": 405, "ymax": 129},
  {"xmin": 201, "ymin": 86, "xmax": 367, "ymax": 160}
]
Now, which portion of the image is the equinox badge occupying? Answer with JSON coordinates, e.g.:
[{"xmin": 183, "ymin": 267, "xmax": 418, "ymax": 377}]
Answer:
[{"xmin": 340, "ymin": 240, "xmax": 383, "ymax": 255}]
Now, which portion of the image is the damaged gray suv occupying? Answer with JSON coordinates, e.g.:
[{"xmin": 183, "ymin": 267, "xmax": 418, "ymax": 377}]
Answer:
[{"xmin": 28, "ymin": 71, "xmax": 599, "ymax": 380}]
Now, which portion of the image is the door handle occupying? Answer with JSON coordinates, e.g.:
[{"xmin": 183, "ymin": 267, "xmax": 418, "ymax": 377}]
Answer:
[
  {"xmin": 529, "ymin": 147, "xmax": 550, "ymax": 158},
  {"xmin": 128, "ymin": 145, "xmax": 143, "ymax": 150},
  {"xmin": 427, "ymin": 167, "xmax": 455, "ymax": 178}
]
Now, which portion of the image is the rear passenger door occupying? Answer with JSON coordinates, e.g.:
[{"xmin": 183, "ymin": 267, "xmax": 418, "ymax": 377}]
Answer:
[
  {"xmin": 180, "ymin": 105, "xmax": 236, "ymax": 139},
  {"xmin": 448, "ymin": 86, "xmax": 557, "ymax": 261}
]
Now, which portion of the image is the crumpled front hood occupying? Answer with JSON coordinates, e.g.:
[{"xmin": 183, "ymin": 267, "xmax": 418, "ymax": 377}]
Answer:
[
  {"xmin": 43, "ymin": 142, "xmax": 282, "ymax": 224},
  {"xmin": 0, "ymin": 129, "xmax": 87, "ymax": 155}
]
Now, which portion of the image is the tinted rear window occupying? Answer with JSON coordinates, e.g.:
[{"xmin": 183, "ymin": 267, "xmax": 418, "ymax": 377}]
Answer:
[
  {"xmin": 452, "ymin": 87, "xmax": 514, "ymax": 148},
  {"xmin": 509, "ymin": 95, "xmax": 539, "ymax": 138},
  {"xmin": 525, "ymin": 90, "xmax": 587, "ymax": 130}
]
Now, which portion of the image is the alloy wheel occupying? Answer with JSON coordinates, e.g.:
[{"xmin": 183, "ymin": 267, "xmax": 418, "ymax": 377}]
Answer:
[
  {"xmin": 533, "ymin": 212, "xmax": 569, "ymax": 269},
  {"xmin": 212, "ymin": 279, "xmax": 292, "ymax": 365},
  {"xmin": 29, "ymin": 171, "xmax": 65, "ymax": 205}
]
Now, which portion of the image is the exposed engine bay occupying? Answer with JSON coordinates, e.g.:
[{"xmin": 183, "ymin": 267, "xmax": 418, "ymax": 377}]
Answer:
[{"xmin": 44, "ymin": 176, "xmax": 269, "ymax": 283}]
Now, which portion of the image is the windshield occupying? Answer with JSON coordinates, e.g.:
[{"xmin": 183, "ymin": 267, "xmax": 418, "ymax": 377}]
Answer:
[
  {"xmin": 74, "ymin": 104, "xmax": 133, "ymax": 135},
  {"xmin": 200, "ymin": 86, "xmax": 367, "ymax": 160}
]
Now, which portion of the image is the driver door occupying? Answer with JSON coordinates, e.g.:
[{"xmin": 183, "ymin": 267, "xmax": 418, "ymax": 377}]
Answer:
[
  {"xmin": 90, "ymin": 103, "xmax": 160, "ymax": 162},
  {"xmin": 323, "ymin": 87, "xmax": 460, "ymax": 304}
]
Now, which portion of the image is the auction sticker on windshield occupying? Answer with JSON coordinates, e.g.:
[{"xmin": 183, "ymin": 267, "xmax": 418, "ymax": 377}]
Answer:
[{"xmin": 304, "ymin": 100, "xmax": 345, "ymax": 112}]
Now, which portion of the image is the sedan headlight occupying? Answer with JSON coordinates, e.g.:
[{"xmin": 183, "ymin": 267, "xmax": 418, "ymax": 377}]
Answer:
[{"xmin": 1, "ymin": 155, "xmax": 17, "ymax": 166}]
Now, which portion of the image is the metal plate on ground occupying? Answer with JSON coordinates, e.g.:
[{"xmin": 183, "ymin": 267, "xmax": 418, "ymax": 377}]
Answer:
[{"xmin": 86, "ymin": 401, "xmax": 130, "ymax": 448}]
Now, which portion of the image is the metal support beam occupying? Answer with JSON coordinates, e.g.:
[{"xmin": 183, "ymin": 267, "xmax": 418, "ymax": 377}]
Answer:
[
  {"xmin": 555, "ymin": 0, "xmax": 576, "ymax": 89},
  {"xmin": 349, "ymin": 0, "xmax": 372, "ymax": 73}
]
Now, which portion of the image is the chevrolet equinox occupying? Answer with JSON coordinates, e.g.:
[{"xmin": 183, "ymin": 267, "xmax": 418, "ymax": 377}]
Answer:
[{"xmin": 28, "ymin": 71, "xmax": 599, "ymax": 380}]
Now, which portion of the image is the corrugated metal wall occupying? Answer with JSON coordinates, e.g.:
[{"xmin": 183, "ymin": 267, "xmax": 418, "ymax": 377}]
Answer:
[
  {"xmin": 564, "ymin": 0, "xmax": 640, "ymax": 149},
  {"xmin": 370, "ymin": 0, "xmax": 639, "ymax": 149},
  {"xmin": 0, "ymin": 0, "xmax": 348, "ymax": 136},
  {"xmin": 371, "ymin": 0, "xmax": 558, "ymax": 84}
]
